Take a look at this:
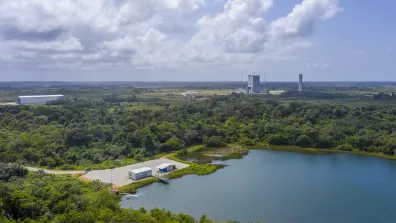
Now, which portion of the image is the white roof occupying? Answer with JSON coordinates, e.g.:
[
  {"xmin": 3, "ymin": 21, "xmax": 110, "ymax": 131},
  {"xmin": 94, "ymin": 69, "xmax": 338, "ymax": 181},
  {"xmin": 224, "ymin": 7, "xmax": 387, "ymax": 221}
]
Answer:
[
  {"xmin": 129, "ymin": 167, "xmax": 151, "ymax": 174},
  {"xmin": 18, "ymin": 95, "xmax": 64, "ymax": 98},
  {"xmin": 156, "ymin": 163, "xmax": 176, "ymax": 169}
]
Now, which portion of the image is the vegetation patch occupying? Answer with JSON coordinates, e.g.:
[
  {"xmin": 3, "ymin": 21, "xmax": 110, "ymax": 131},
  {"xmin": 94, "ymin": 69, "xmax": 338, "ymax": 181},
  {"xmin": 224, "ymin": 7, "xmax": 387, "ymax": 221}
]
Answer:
[
  {"xmin": 166, "ymin": 151, "xmax": 225, "ymax": 179},
  {"xmin": 168, "ymin": 164, "xmax": 223, "ymax": 179},
  {"xmin": 2, "ymin": 87, "xmax": 396, "ymax": 171},
  {"xmin": 177, "ymin": 144, "xmax": 249, "ymax": 164},
  {"xmin": 199, "ymin": 145, "xmax": 249, "ymax": 159},
  {"xmin": 119, "ymin": 177, "xmax": 160, "ymax": 194},
  {"xmin": 1, "ymin": 164, "xmax": 224, "ymax": 223},
  {"xmin": 254, "ymin": 145, "xmax": 396, "ymax": 160}
]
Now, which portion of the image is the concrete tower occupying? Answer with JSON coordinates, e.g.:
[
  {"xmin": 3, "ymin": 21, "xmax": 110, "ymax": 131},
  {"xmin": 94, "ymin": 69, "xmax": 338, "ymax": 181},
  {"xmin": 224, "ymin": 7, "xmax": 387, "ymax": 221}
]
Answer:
[
  {"xmin": 247, "ymin": 75, "xmax": 261, "ymax": 94},
  {"xmin": 298, "ymin": 74, "xmax": 303, "ymax": 92}
]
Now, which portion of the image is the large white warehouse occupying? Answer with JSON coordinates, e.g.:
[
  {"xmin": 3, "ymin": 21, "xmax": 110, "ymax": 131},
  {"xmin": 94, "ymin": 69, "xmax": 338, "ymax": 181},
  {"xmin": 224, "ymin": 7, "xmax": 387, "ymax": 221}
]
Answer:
[
  {"xmin": 128, "ymin": 167, "xmax": 152, "ymax": 180},
  {"xmin": 18, "ymin": 95, "xmax": 64, "ymax": 105}
]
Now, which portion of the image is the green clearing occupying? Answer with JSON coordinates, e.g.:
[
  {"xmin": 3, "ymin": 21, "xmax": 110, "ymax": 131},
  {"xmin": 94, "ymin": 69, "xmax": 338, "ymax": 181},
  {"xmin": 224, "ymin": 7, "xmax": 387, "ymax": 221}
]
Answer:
[
  {"xmin": 119, "ymin": 177, "xmax": 160, "ymax": 194},
  {"xmin": 167, "ymin": 155, "xmax": 223, "ymax": 179}
]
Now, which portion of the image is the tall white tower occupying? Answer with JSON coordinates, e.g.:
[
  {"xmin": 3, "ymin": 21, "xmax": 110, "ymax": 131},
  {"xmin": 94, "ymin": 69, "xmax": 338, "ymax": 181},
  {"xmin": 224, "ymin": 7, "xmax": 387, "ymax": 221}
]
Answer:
[{"xmin": 298, "ymin": 74, "xmax": 303, "ymax": 92}]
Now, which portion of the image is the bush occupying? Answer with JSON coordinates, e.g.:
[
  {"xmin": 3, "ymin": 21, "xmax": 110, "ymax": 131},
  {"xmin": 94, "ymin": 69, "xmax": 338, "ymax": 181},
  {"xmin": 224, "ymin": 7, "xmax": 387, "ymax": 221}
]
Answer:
[
  {"xmin": 119, "ymin": 178, "xmax": 159, "ymax": 194},
  {"xmin": 336, "ymin": 143, "xmax": 355, "ymax": 151},
  {"xmin": 296, "ymin": 135, "xmax": 313, "ymax": 147},
  {"xmin": 267, "ymin": 134, "xmax": 288, "ymax": 145},
  {"xmin": 239, "ymin": 137, "xmax": 256, "ymax": 146},
  {"xmin": 0, "ymin": 162, "xmax": 28, "ymax": 181},
  {"xmin": 203, "ymin": 136, "xmax": 226, "ymax": 148},
  {"xmin": 162, "ymin": 137, "xmax": 184, "ymax": 151},
  {"xmin": 167, "ymin": 164, "xmax": 222, "ymax": 179},
  {"xmin": 59, "ymin": 164, "xmax": 76, "ymax": 170},
  {"xmin": 176, "ymin": 149, "xmax": 188, "ymax": 157}
]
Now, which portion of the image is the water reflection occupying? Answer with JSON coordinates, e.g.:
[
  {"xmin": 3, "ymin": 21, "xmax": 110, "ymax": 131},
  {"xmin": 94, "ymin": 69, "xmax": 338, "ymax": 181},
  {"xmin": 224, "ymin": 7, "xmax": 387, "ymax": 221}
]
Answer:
[{"xmin": 122, "ymin": 150, "xmax": 396, "ymax": 223}]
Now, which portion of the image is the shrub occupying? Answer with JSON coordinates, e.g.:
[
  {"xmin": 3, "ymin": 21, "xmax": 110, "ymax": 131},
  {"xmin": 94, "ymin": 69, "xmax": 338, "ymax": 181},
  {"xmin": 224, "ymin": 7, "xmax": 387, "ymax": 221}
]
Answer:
[
  {"xmin": 0, "ymin": 162, "xmax": 28, "ymax": 181},
  {"xmin": 336, "ymin": 143, "xmax": 355, "ymax": 151},
  {"xmin": 203, "ymin": 136, "xmax": 226, "ymax": 148},
  {"xmin": 239, "ymin": 137, "xmax": 256, "ymax": 146}
]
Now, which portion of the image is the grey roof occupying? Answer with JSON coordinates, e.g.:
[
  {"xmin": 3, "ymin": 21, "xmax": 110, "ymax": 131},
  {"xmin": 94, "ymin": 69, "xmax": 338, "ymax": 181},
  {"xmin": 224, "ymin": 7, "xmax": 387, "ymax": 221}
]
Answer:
[
  {"xmin": 128, "ymin": 167, "xmax": 152, "ymax": 174},
  {"xmin": 156, "ymin": 163, "xmax": 176, "ymax": 169}
]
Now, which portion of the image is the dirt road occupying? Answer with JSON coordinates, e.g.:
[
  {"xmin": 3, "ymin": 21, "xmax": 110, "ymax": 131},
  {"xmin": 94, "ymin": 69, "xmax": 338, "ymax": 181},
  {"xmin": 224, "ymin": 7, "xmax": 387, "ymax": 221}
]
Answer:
[{"xmin": 26, "ymin": 167, "xmax": 86, "ymax": 175}]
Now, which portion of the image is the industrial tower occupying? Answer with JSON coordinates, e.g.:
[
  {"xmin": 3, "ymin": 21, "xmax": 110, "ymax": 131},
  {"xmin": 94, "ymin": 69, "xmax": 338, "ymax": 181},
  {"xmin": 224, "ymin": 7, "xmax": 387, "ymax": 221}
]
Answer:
[
  {"xmin": 247, "ymin": 75, "xmax": 261, "ymax": 94},
  {"xmin": 298, "ymin": 74, "xmax": 303, "ymax": 92}
]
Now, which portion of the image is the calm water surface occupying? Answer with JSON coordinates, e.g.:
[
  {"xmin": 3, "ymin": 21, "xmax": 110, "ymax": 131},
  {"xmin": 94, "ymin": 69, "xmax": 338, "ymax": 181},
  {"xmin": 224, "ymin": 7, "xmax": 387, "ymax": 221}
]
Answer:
[{"xmin": 121, "ymin": 150, "xmax": 396, "ymax": 223}]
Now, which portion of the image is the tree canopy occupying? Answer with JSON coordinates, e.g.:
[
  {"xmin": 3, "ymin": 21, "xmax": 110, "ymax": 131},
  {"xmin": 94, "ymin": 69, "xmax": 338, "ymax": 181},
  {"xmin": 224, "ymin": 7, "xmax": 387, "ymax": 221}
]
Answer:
[{"xmin": 1, "ymin": 94, "xmax": 396, "ymax": 170}]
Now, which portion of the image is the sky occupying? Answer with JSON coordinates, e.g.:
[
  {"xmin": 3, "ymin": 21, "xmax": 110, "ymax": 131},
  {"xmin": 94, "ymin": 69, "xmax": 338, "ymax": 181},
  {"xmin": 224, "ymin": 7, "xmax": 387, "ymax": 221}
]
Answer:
[{"xmin": 0, "ymin": 0, "xmax": 395, "ymax": 82}]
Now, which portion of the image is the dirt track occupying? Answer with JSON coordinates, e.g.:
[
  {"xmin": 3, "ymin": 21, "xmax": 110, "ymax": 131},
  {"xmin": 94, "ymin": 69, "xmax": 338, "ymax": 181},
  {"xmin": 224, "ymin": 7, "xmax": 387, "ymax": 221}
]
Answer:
[{"xmin": 26, "ymin": 167, "xmax": 86, "ymax": 175}]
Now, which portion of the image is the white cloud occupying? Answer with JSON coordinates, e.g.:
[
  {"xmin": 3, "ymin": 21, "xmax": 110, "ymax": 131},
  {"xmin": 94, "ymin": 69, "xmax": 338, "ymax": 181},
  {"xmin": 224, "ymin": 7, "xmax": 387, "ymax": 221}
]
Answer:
[
  {"xmin": 0, "ymin": 0, "xmax": 204, "ymax": 33},
  {"xmin": 101, "ymin": 28, "xmax": 166, "ymax": 53},
  {"xmin": 192, "ymin": 0, "xmax": 273, "ymax": 53},
  {"xmin": 11, "ymin": 37, "xmax": 84, "ymax": 52},
  {"xmin": 269, "ymin": 0, "xmax": 342, "ymax": 39},
  {"xmin": 0, "ymin": 0, "xmax": 341, "ymax": 72},
  {"xmin": 386, "ymin": 47, "xmax": 394, "ymax": 53}
]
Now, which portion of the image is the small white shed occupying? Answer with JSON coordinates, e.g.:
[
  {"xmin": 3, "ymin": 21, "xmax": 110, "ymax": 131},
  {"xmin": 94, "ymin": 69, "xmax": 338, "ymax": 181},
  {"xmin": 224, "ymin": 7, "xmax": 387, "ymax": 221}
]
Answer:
[
  {"xmin": 156, "ymin": 163, "xmax": 176, "ymax": 173},
  {"xmin": 129, "ymin": 167, "xmax": 152, "ymax": 180}
]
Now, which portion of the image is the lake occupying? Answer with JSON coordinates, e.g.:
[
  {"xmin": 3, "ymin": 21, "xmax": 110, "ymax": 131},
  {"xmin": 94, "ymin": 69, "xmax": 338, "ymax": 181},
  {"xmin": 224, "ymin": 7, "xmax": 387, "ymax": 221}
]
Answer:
[{"xmin": 121, "ymin": 150, "xmax": 396, "ymax": 223}]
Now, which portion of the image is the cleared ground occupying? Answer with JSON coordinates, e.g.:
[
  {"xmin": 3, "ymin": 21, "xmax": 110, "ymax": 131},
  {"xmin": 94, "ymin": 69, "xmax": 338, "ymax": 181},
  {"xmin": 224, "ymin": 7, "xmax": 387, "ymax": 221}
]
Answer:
[
  {"xmin": 0, "ymin": 102, "xmax": 17, "ymax": 105},
  {"xmin": 26, "ymin": 167, "xmax": 86, "ymax": 175},
  {"xmin": 82, "ymin": 158, "xmax": 189, "ymax": 186}
]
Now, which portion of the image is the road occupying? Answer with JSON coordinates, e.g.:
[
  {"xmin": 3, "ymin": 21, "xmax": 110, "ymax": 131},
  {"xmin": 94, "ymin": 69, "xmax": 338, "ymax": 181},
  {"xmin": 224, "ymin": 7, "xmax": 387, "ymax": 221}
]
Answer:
[{"xmin": 26, "ymin": 166, "xmax": 86, "ymax": 175}]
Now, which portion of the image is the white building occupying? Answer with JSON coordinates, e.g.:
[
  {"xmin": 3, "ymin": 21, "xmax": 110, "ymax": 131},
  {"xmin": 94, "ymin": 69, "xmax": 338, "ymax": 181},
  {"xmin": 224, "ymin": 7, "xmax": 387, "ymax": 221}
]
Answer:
[
  {"xmin": 156, "ymin": 163, "xmax": 176, "ymax": 173},
  {"xmin": 269, "ymin": 90, "xmax": 286, "ymax": 95},
  {"xmin": 246, "ymin": 75, "xmax": 261, "ymax": 94},
  {"xmin": 18, "ymin": 95, "xmax": 64, "ymax": 105},
  {"xmin": 128, "ymin": 167, "xmax": 152, "ymax": 180}
]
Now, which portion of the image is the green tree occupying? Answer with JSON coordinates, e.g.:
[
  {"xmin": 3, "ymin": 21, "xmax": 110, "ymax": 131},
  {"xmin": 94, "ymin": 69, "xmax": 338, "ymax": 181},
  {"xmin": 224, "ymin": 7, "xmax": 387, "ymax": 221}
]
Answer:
[{"xmin": 203, "ymin": 136, "xmax": 226, "ymax": 148}]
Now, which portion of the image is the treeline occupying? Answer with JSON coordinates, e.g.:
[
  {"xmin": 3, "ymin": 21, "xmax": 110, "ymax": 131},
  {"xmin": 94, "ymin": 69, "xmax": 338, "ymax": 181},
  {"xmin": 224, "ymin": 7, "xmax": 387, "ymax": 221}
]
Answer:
[
  {"xmin": 281, "ymin": 90, "xmax": 353, "ymax": 99},
  {"xmin": 372, "ymin": 92, "xmax": 396, "ymax": 100},
  {"xmin": 0, "ymin": 84, "xmax": 153, "ymax": 103},
  {"xmin": 0, "ymin": 164, "xmax": 229, "ymax": 223},
  {"xmin": 46, "ymin": 94, "xmax": 160, "ymax": 106},
  {"xmin": 1, "ymin": 94, "xmax": 396, "ymax": 169}
]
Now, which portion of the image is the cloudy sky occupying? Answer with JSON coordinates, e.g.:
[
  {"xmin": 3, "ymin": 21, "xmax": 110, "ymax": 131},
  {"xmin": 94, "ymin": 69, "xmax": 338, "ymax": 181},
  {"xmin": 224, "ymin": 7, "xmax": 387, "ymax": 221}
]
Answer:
[{"xmin": 0, "ymin": 0, "xmax": 395, "ymax": 81}]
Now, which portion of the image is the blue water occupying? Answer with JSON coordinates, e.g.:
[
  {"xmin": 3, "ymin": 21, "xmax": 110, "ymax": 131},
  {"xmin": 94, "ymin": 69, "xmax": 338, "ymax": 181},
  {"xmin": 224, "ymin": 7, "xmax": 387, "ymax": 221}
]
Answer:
[{"xmin": 121, "ymin": 150, "xmax": 396, "ymax": 223}]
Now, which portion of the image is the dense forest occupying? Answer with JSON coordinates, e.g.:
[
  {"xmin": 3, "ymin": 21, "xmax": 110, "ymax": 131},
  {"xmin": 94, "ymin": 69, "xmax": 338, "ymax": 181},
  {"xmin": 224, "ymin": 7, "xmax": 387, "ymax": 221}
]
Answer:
[
  {"xmin": 1, "ymin": 93, "xmax": 396, "ymax": 169},
  {"xmin": 0, "ymin": 163, "xmax": 227, "ymax": 223}
]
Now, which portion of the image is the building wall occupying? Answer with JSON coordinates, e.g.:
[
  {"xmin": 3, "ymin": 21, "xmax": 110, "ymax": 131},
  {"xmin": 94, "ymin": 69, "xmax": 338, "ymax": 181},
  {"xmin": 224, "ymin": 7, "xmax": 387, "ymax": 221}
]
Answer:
[
  {"xmin": 130, "ymin": 170, "xmax": 152, "ymax": 180},
  {"xmin": 19, "ymin": 96, "xmax": 64, "ymax": 105},
  {"xmin": 298, "ymin": 74, "xmax": 303, "ymax": 92},
  {"xmin": 159, "ymin": 165, "xmax": 175, "ymax": 172},
  {"xmin": 253, "ymin": 75, "xmax": 260, "ymax": 84},
  {"xmin": 247, "ymin": 75, "xmax": 261, "ymax": 94},
  {"xmin": 248, "ymin": 75, "xmax": 254, "ymax": 86}
]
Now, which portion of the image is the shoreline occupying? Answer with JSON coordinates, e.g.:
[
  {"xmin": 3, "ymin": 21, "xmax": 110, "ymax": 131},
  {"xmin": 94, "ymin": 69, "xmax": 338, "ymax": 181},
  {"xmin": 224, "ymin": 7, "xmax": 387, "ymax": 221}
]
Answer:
[
  {"xmin": 251, "ymin": 145, "xmax": 396, "ymax": 160},
  {"xmin": 29, "ymin": 144, "xmax": 394, "ymax": 194},
  {"xmin": 119, "ymin": 154, "xmax": 224, "ymax": 194},
  {"xmin": 119, "ymin": 144, "xmax": 395, "ymax": 194},
  {"xmin": 28, "ymin": 143, "xmax": 395, "ymax": 173}
]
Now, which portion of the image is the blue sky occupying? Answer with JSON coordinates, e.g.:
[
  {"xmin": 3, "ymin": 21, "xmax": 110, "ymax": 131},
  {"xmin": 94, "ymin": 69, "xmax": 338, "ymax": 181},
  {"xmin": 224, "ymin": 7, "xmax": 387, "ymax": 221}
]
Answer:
[{"xmin": 0, "ymin": 0, "xmax": 394, "ymax": 81}]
